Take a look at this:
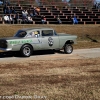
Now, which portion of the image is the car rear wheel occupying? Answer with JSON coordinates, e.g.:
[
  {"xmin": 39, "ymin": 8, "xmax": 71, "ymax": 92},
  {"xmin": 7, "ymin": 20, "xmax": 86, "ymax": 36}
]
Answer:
[
  {"xmin": 64, "ymin": 44, "xmax": 73, "ymax": 54},
  {"xmin": 20, "ymin": 45, "xmax": 32, "ymax": 57}
]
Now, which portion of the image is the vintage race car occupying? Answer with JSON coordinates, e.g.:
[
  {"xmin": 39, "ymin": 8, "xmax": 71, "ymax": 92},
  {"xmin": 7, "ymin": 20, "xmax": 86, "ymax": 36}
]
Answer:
[{"xmin": 0, "ymin": 27, "xmax": 77, "ymax": 57}]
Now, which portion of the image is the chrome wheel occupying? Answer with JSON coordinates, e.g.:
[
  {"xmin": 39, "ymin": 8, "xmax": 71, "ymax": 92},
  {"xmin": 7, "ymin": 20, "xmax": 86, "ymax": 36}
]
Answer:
[
  {"xmin": 66, "ymin": 45, "xmax": 73, "ymax": 53},
  {"xmin": 23, "ymin": 47, "xmax": 31, "ymax": 56},
  {"xmin": 64, "ymin": 44, "xmax": 73, "ymax": 54},
  {"xmin": 20, "ymin": 45, "xmax": 32, "ymax": 57}
]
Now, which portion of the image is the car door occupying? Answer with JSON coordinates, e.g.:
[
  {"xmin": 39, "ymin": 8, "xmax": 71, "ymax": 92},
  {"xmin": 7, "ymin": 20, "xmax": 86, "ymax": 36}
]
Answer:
[
  {"xmin": 27, "ymin": 30, "xmax": 42, "ymax": 50},
  {"xmin": 40, "ymin": 30, "xmax": 59, "ymax": 50}
]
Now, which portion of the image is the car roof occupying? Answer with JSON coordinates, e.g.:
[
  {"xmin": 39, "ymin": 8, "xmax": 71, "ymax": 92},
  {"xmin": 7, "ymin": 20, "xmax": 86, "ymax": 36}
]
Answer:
[{"xmin": 21, "ymin": 27, "xmax": 53, "ymax": 31}]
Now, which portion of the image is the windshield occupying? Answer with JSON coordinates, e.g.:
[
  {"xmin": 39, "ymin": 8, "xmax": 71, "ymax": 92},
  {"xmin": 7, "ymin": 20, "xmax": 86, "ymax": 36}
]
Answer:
[{"xmin": 14, "ymin": 30, "xmax": 27, "ymax": 37}]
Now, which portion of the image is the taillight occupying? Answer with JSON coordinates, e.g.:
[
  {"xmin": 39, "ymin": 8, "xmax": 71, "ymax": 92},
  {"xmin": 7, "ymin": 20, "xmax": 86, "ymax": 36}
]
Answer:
[{"xmin": 0, "ymin": 39, "xmax": 7, "ymax": 48}]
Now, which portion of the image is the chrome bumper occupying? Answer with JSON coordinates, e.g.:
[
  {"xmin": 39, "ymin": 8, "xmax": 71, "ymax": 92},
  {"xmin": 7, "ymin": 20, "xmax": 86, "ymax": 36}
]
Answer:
[{"xmin": 0, "ymin": 48, "xmax": 12, "ymax": 52}]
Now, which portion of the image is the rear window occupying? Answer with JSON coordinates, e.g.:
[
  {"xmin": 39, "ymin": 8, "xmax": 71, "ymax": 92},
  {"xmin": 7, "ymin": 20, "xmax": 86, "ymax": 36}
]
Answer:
[{"xmin": 42, "ymin": 30, "xmax": 53, "ymax": 36}]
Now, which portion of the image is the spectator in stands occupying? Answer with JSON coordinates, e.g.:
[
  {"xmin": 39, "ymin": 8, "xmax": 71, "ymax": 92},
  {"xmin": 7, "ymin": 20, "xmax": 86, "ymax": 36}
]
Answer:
[
  {"xmin": 35, "ymin": 0, "xmax": 41, "ymax": 6},
  {"xmin": 41, "ymin": 15, "xmax": 46, "ymax": 24},
  {"xmin": 3, "ymin": 4, "xmax": 7, "ymax": 14},
  {"xmin": 29, "ymin": 11, "xmax": 34, "ymax": 17},
  {"xmin": 94, "ymin": 0, "xmax": 100, "ymax": 9},
  {"xmin": 22, "ymin": 17, "xmax": 28, "ymax": 24},
  {"xmin": 33, "ymin": 7, "xmax": 39, "ymax": 16},
  {"xmin": 72, "ymin": 16, "xmax": 78, "ymax": 24},
  {"xmin": 10, "ymin": 6, "xmax": 16, "ymax": 14},
  {"xmin": 22, "ymin": 10, "xmax": 28, "ymax": 24},
  {"xmin": 56, "ymin": 15, "xmax": 62, "ymax": 24},
  {"xmin": 15, "ymin": 13, "xmax": 22, "ymax": 24},
  {"xmin": 3, "ymin": 14, "xmax": 10, "ymax": 24},
  {"xmin": 0, "ymin": 0, "xmax": 3, "ymax": 5},
  {"xmin": 22, "ymin": 9, "xmax": 28, "ymax": 18},
  {"xmin": 28, "ymin": 8, "xmax": 34, "ymax": 18},
  {"xmin": 22, "ymin": 9, "xmax": 29, "ymax": 24},
  {"xmin": 4, "ymin": 0, "xmax": 10, "ymax": 6},
  {"xmin": 27, "ymin": 15, "xmax": 33, "ymax": 24},
  {"xmin": 6, "ymin": 6, "xmax": 11, "ymax": 14},
  {"xmin": 35, "ymin": 7, "xmax": 40, "ymax": 15},
  {"xmin": 28, "ymin": 8, "xmax": 31, "ymax": 15},
  {"xmin": 9, "ymin": 14, "xmax": 14, "ymax": 24}
]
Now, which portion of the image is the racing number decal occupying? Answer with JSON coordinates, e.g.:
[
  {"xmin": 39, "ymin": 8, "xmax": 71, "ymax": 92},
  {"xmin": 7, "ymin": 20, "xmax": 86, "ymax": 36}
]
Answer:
[{"xmin": 48, "ymin": 37, "xmax": 54, "ymax": 46}]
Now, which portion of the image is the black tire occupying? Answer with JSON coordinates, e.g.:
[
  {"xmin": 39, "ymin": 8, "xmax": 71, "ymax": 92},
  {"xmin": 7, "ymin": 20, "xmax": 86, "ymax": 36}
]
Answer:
[
  {"xmin": 20, "ymin": 45, "xmax": 33, "ymax": 57},
  {"xmin": 64, "ymin": 44, "xmax": 73, "ymax": 54}
]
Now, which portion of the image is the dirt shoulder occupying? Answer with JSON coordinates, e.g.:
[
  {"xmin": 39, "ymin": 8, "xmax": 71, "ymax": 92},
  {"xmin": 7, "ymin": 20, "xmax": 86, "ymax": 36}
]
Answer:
[{"xmin": 0, "ymin": 48, "xmax": 100, "ymax": 64}]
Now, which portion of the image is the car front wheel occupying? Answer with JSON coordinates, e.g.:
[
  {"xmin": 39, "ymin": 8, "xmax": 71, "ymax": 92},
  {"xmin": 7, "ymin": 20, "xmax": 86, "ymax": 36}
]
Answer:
[
  {"xmin": 20, "ymin": 45, "xmax": 32, "ymax": 57},
  {"xmin": 64, "ymin": 44, "xmax": 73, "ymax": 54}
]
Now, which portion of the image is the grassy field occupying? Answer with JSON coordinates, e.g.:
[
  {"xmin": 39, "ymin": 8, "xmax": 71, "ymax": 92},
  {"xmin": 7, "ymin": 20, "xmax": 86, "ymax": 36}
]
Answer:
[
  {"xmin": 0, "ymin": 24, "xmax": 100, "ymax": 49},
  {"xmin": 0, "ymin": 24, "xmax": 100, "ymax": 37},
  {"xmin": 0, "ymin": 59, "xmax": 100, "ymax": 100},
  {"xmin": 0, "ymin": 24, "xmax": 100, "ymax": 100}
]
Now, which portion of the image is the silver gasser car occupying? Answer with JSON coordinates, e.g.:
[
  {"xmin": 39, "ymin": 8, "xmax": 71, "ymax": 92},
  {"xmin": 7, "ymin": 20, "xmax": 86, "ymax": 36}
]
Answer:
[{"xmin": 0, "ymin": 27, "xmax": 77, "ymax": 57}]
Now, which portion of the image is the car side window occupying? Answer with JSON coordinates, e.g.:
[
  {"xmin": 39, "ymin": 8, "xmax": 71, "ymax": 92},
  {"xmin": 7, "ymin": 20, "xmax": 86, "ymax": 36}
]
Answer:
[
  {"xmin": 27, "ymin": 31, "xmax": 40, "ymax": 38},
  {"xmin": 27, "ymin": 32, "xmax": 35, "ymax": 37},
  {"xmin": 54, "ymin": 30, "xmax": 57, "ymax": 36},
  {"xmin": 42, "ymin": 30, "xmax": 53, "ymax": 36},
  {"xmin": 34, "ymin": 31, "xmax": 40, "ymax": 38}
]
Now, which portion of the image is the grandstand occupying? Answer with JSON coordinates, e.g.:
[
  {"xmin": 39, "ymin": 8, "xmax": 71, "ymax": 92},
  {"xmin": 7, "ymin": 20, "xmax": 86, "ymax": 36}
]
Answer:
[{"xmin": 0, "ymin": 0, "xmax": 100, "ymax": 24}]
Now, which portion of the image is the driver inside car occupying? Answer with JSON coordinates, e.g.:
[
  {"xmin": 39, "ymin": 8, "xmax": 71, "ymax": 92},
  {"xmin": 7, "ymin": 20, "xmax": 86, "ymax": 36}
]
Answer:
[{"xmin": 34, "ymin": 31, "xmax": 40, "ymax": 38}]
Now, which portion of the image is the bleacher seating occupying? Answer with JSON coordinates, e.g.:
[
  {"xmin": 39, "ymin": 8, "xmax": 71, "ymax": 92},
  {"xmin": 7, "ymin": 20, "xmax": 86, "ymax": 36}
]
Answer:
[{"xmin": 0, "ymin": 1, "xmax": 100, "ymax": 24}]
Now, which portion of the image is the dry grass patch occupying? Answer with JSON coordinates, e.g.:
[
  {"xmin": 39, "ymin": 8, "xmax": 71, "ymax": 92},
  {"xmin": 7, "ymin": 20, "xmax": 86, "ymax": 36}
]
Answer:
[
  {"xmin": 0, "ymin": 24, "xmax": 100, "ymax": 99},
  {"xmin": 0, "ymin": 25, "xmax": 100, "ymax": 49},
  {"xmin": 0, "ymin": 58, "xmax": 100, "ymax": 99},
  {"xmin": 0, "ymin": 24, "xmax": 100, "ymax": 37},
  {"xmin": 74, "ymin": 41, "xmax": 100, "ymax": 49}
]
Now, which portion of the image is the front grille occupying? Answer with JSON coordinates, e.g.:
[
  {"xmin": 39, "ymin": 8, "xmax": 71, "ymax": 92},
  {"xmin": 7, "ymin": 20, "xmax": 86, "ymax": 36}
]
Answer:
[{"xmin": 0, "ymin": 39, "xmax": 7, "ymax": 48}]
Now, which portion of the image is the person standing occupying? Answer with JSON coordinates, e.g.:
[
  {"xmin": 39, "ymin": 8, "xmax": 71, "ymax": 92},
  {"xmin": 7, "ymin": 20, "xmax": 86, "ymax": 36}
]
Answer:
[{"xmin": 3, "ymin": 4, "xmax": 7, "ymax": 14}]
